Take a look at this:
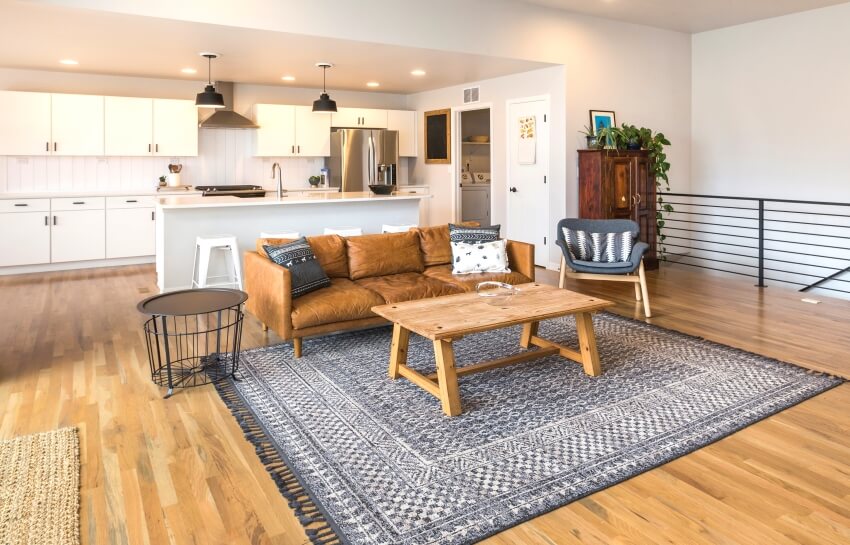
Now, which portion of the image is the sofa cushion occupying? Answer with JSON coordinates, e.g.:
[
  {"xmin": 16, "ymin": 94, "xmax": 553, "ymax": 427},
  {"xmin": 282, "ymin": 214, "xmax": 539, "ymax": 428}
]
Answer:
[
  {"xmin": 257, "ymin": 234, "xmax": 349, "ymax": 278},
  {"xmin": 355, "ymin": 272, "xmax": 463, "ymax": 304},
  {"xmin": 422, "ymin": 264, "xmax": 532, "ymax": 292},
  {"xmin": 414, "ymin": 222, "xmax": 480, "ymax": 267},
  {"xmin": 263, "ymin": 238, "xmax": 331, "ymax": 298},
  {"xmin": 346, "ymin": 231, "xmax": 424, "ymax": 280},
  {"xmin": 449, "ymin": 223, "xmax": 501, "ymax": 244},
  {"xmin": 291, "ymin": 278, "xmax": 386, "ymax": 330}
]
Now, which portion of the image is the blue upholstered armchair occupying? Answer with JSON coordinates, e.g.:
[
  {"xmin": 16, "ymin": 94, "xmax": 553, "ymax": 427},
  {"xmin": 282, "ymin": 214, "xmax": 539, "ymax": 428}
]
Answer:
[{"xmin": 555, "ymin": 218, "xmax": 652, "ymax": 317}]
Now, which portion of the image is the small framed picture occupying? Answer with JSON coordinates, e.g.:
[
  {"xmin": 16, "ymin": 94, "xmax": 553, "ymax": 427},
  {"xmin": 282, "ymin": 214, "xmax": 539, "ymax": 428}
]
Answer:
[{"xmin": 589, "ymin": 110, "xmax": 616, "ymax": 134}]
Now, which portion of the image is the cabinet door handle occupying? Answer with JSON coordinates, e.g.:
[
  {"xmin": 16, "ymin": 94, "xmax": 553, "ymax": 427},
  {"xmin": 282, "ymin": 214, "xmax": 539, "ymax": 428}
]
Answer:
[
  {"xmin": 155, "ymin": 144, "xmax": 159, "ymax": 153},
  {"xmin": 45, "ymin": 142, "xmax": 49, "ymax": 152},
  {"xmin": 14, "ymin": 203, "xmax": 28, "ymax": 207},
  {"xmin": 53, "ymin": 215, "xmax": 57, "ymax": 225},
  {"xmin": 53, "ymin": 142, "xmax": 57, "ymax": 152},
  {"xmin": 291, "ymin": 145, "xmax": 295, "ymax": 153},
  {"xmin": 126, "ymin": 199, "xmax": 137, "ymax": 203},
  {"xmin": 297, "ymin": 145, "xmax": 300, "ymax": 154},
  {"xmin": 151, "ymin": 211, "xmax": 155, "ymax": 221},
  {"xmin": 44, "ymin": 215, "xmax": 48, "ymax": 226},
  {"xmin": 72, "ymin": 201, "xmax": 85, "ymax": 205},
  {"xmin": 635, "ymin": 193, "xmax": 642, "ymax": 205},
  {"xmin": 148, "ymin": 144, "xmax": 152, "ymax": 153}
]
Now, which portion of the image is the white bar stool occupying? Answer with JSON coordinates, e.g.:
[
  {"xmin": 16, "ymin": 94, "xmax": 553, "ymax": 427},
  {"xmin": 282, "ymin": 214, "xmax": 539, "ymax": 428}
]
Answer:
[
  {"xmin": 324, "ymin": 227, "xmax": 362, "ymax": 237},
  {"xmin": 260, "ymin": 231, "xmax": 300, "ymax": 239},
  {"xmin": 191, "ymin": 235, "xmax": 243, "ymax": 290},
  {"xmin": 382, "ymin": 224, "xmax": 417, "ymax": 233}
]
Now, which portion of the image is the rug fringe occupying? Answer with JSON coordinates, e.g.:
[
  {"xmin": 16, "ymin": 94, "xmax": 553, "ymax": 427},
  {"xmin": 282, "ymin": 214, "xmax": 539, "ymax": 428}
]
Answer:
[{"xmin": 215, "ymin": 379, "xmax": 342, "ymax": 545}]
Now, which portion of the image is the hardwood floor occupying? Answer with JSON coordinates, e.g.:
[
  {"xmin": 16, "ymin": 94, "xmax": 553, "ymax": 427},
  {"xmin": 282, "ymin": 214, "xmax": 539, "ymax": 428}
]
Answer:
[{"xmin": 0, "ymin": 263, "xmax": 847, "ymax": 544}]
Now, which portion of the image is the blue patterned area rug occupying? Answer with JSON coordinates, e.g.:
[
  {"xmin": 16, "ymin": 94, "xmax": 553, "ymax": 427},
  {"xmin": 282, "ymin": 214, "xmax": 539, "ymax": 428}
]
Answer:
[{"xmin": 215, "ymin": 313, "xmax": 842, "ymax": 545}]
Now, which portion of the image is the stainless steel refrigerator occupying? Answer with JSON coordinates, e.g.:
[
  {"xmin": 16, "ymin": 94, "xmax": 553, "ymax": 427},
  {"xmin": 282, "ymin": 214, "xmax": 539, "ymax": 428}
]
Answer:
[{"xmin": 328, "ymin": 129, "xmax": 399, "ymax": 191}]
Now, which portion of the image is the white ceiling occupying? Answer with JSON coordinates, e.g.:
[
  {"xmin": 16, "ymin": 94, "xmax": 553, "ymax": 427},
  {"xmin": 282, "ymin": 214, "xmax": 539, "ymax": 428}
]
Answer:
[
  {"xmin": 0, "ymin": 1, "xmax": 549, "ymax": 94},
  {"xmin": 519, "ymin": 0, "xmax": 850, "ymax": 32}
]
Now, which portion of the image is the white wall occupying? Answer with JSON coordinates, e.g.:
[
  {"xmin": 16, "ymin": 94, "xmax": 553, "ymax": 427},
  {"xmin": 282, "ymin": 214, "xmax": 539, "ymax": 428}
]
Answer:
[
  {"xmin": 0, "ymin": 68, "xmax": 409, "ymax": 193},
  {"xmin": 407, "ymin": 66, "xmax": 567, "ymax": 266},
  {"xmin": 691, "ymin": 3, "xmax": 850, "ymax": 201}
]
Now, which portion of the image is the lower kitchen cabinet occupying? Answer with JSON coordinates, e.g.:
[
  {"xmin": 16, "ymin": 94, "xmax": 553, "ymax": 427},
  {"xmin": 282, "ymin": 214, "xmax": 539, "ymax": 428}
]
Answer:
[
  {"xmin": 51, "ymin": 210, "xmax": 106, "ymax": 263},
  {"xmin": 106, "ymin": 207, "xmax": 156, "ymax": 258},
  {"xmin": 0, "ymin": 212, "xmax": 51, "ymax": 266}
]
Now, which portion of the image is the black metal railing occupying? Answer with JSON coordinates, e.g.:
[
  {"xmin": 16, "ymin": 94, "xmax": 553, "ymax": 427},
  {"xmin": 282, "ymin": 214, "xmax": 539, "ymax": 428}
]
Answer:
[{"xmin": 659, "ymin": 193, "xmax": 850, "ymax": 297}]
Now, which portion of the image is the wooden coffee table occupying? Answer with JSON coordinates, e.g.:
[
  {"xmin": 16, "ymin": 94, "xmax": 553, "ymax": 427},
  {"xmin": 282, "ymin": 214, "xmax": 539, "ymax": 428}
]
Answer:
[{"xmin": 372, "ymin": 283, "xmax": 613, "ymax": 416}]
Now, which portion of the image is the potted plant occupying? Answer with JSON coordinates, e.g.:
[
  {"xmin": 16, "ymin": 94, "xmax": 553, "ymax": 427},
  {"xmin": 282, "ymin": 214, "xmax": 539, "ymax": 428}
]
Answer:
[
  {"xmin": 579, "ymin": 125, "xmax": 599, "ymax": 149},
  {"xmin": 619, "ymin": 125, "xmax": 642, "ymax": 150},
  {"xmin": 308, "ymin": 175, "xmax": 321, "ymax": 187}
]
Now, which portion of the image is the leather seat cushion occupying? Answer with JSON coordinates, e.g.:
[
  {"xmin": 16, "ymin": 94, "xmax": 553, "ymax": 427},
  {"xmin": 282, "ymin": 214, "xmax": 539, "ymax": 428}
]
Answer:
[
  {"xmin": 422, "ymin": 264, "xmax": 533, "ymax": 292},
  {"xmin": 257, "ymin": 234, "xmax": 349, "ymax": 278},
  {"xmin": 355, "ymin": 272, "xmax": 463, "ymax": 304},
  {"xmin": 346, "ymin": 231, "xmax": 425, "ymax": 280},
  {"xmin": 413, "ymin": 222, "xmax": 480, "ymax": 267},
  {"xmin": 291, "ymin": 278, "xmax": 386, "ymax": 329}
]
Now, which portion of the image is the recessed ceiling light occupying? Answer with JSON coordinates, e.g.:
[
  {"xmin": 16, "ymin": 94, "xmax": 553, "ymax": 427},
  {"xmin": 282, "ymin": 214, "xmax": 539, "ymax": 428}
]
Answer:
[
  {"xmin": 366, "ymin": 81, "xmax": 380, "ymax": 88},
  {"xmin": 181, "ymin": 67, "xmax": 197, "ymax": 74},
  {"xmin": 281, "ymin": 75, "xmax": 296, "ymax": 82},
  {"xmin": 59, "ymin": 59, "xmax": 78, "ymax": 66},
  {"xmin": 411, "ymin": 69, "xmax": 426, "ymax": 76}
]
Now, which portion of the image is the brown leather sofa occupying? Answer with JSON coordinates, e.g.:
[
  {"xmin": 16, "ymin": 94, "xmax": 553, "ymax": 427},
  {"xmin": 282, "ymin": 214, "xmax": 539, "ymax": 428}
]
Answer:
[{"xmin": 244, "ymin": 224, "xmax": 535, "ymax": 357}]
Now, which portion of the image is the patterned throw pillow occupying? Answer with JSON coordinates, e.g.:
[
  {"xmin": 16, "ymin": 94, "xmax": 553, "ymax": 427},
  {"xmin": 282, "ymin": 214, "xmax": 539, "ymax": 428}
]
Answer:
[
  {"xmin": 263, "ymin": 238, "xmax": 331, "ymax": 297},
  {"xmin": 448, "ymin": 224, "xmax": 501, "ymax": 244},
  {"xmin": 562, "ymin": 228, "xmax": 633, "ymax": 263},
  {"xmin": 451, "ymin": 239, "xmax": 511, "ymax": 274}
]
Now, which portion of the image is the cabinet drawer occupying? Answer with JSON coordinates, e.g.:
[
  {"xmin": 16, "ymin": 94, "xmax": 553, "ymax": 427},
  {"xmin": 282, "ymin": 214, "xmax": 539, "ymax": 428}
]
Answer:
[
  {"xmin": 51, "ymin": 197, "xmax": 106, "ymax": 211},
  {"xmin": 106, "ymin": 195, "xmax": 157, "ymax": 209},
  {"xmin": 0, "ymin": 198, "xmax": 50, "ymax": 213}
]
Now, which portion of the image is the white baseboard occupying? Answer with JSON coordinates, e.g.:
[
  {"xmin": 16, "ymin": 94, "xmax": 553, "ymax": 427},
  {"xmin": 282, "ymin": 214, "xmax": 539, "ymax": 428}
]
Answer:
[{"xmin": 0, "ymin": 256, "xmax": 154, "ymax": 276}]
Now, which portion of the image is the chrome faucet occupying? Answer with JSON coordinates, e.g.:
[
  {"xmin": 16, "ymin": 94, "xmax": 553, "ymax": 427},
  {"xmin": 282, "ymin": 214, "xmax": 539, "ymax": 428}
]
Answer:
[{"xmin": 271, "ymin": 162, "xmax": 286, "ymax": 199}]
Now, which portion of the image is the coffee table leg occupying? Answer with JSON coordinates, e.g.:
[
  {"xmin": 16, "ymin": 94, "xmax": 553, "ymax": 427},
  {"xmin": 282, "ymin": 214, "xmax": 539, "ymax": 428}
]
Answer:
[
  {"xmin": 433, "ymin": 339, "xmax": 462, "ymax": 416},
  {"xmin": 520, "ymin": 321, "xmax": 539, "ymax": 348},
  {"xmin": 575, "ymin": 312, "xmax": 601, "ymax": 376},
  {"xmin": 388, "ymin": 323, "xmax": 410, "ymax": 379}
]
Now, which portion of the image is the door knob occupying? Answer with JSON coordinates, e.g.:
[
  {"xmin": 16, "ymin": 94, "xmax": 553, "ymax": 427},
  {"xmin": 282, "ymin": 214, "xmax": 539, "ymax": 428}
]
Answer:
[{"xmin": 510, "ymin": 187, "xmax": 518, "ymax": 193}]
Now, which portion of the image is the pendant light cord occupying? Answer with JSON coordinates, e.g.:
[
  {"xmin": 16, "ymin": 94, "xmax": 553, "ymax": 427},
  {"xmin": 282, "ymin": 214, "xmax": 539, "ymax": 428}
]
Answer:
[
  {"xmin": 207, "ymin": 55, "xmax": 212, "ymax": 85},
  {"xmin": 322, "ymin": 66, "xmax": 327, "ymax": 93}
]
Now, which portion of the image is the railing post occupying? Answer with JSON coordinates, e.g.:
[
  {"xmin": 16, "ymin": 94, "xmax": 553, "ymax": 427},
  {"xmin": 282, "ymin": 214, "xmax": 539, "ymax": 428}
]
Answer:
[{"xmin": 756, "ymin": 199, "xmax": 766, "ymax": 288}]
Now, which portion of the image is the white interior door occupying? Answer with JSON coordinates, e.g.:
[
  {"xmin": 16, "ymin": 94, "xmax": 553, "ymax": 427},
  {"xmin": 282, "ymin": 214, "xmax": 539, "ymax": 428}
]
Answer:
[
  {"xmin": 153, "ymin": 99, "xmax": 198, "ymax": 156},
  {"xmin": 506, "ymin": 97, "xmax": 549, "ymax": 266},
  {"xmin": 105, "ymin": 96, "xmax": 153, "ymax": 156}
]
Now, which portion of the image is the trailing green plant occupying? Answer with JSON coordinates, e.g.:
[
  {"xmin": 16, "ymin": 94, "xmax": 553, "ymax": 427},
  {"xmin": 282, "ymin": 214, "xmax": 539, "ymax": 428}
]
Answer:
[{"xmin": 589, "ymin": 123, "xmax": 673, "ymax": 259}]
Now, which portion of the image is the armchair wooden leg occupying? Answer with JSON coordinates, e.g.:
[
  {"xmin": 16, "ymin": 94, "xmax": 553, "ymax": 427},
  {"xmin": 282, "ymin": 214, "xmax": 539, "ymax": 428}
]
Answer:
[
  {"xmin": 638, "ymin": 260, "xmax": 651, "ymax": 318},
  {"xmin": 633, "ymin": 279, "xmax": 642, "ymax": 301},
  {"xmin": 261, "ymin": 322, "xmax": 269, "ymax": 332},
  {"xmin": 558, "ymin": 255, "xmax": 567, "ymax": 289},
  {"xmin": 293, "ymin": 337, "xmax": 303, "ymax": 358}
]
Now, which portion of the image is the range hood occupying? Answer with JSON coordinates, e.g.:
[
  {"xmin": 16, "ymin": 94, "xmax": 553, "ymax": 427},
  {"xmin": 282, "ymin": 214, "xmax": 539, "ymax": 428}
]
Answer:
[{"xmin": 198, "ymin": 82, "xmax": 259, "ymax": 129}]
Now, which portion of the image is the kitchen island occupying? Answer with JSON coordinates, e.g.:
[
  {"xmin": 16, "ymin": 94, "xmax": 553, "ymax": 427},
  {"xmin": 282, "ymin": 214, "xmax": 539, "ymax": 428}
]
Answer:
[{"xmin": 155, "ymin": 191, "xmax": 429, "ymax": 291}]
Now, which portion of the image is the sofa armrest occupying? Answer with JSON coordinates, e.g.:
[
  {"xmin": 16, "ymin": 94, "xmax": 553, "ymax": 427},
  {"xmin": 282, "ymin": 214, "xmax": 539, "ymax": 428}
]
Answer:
[
  {"xmin": 506, "ymin": 240, "xmax": 535, "ymax": 281},
  {"xmin": 244, "ymin": 251, "xmax": 293, "ymax": 340}
]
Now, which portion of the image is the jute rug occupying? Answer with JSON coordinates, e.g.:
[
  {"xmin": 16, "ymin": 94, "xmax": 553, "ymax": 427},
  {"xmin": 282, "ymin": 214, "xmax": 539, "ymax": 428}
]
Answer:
[
  {"xmin": 0, "ymin": 428, "xmax": 80, "ymax": 545},
  {"xmin": 216, "ymin": 313, "xmax": 843, "ymax": 545}
]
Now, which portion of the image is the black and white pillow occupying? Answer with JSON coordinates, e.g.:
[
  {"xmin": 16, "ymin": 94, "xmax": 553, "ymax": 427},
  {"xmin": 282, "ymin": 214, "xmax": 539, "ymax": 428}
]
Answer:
[
  {"xmin": 263, "ymin": 237, "xmax": 331, "ymax": 297},
  {"xmin": 451, "ymin": 240, "xmax": 510, "ymax": 274},
  {"xmin": 449, "ymin": 224, "xmax": 501, "ymax": 244},
  {"xmin": 562, "ymin": 228, "xmax": 633, "ymax": 263}
]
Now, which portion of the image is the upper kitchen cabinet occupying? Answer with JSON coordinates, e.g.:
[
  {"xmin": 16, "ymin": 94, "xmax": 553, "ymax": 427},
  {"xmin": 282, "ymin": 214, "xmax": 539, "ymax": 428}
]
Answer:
[
  {"xmin": 51, "ymin": 93, "xmax": 105, "ymax": 156},
  {"xmin": 104, "ymin": 97, "xmax": 198, "ymax": 157},
  {"xmin": 387, "ymin": 110, "xmax": 417, "ymax": 157},
  {"xmin": 153, "ymin": 99, "xmax": 198, "ymax": 156},
  {"xmin": 105, "ymin": 96, "xmax": 154, "ymax": 156},
  {"xmin": 331, "ymin": 107, "xmax": 388, "ymax": 129},
  {"xmin": 253, "ymin": 104, "xmax": 330, "ymax": 157},
  {"xmin": 0, "ymin": 91, "xmax": 52, "ymax": 155}
]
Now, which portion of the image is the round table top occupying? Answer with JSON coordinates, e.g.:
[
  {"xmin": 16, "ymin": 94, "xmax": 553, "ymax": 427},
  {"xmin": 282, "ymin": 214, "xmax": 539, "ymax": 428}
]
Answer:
[{"xmin": 137, "ymin": 288, "xmax": 248, "ymax": 316}]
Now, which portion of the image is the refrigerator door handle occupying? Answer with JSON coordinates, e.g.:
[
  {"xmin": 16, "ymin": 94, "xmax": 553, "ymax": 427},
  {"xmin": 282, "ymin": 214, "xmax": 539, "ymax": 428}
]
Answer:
[
  {"xmin": 368, "ymin": 132, "xmax": 375, "ymax": 185},
  {"xmin": 340, "ymin": 130, "xmax": 347, "ymax": 189}
]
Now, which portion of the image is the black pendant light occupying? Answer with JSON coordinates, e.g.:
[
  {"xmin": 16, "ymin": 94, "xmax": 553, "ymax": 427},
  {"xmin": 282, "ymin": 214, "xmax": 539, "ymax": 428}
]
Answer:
[
  {"xmin": 312, "ymin": 62, "xmax": 338, "ymax": 113},
  {"xmin": 195, "ymin": 53, "xmax": 225, "ymax": 109}
]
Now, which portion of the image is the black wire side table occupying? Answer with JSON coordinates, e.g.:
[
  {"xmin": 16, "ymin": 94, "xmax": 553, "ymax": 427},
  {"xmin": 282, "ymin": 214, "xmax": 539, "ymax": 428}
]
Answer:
[{"xmin": 138, "ymin": 288, "xmax": 248, "ymax": 398}]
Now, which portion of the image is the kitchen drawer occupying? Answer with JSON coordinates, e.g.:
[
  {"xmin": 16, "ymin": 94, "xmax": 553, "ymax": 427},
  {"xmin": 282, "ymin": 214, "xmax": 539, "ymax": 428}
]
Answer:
[
  {"xmin": 51, "ymin": 196, "xmax": 106, "ymax": 211},
  {"xmin": 0, "ymin": 198, "xmax": 50, "ymax": 213},
  {"xmin": 106, "ymin": 195, "xmax": 157, "ymax": 209}
]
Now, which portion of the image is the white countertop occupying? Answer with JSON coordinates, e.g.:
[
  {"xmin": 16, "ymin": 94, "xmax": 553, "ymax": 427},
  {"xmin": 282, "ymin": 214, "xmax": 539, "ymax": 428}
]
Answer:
[
  {"xmin": 0, "ymin": 189, "xmax": 201, "ymax": 199},
  {"xmin": 156, "ymin": 191, "xmax": 430, "ymax": 210}
]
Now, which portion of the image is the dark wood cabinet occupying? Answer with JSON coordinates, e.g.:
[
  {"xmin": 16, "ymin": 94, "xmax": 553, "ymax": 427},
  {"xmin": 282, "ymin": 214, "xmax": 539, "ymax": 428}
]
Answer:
[{"xmin": 578, "ymin": 149, "xmax": 658, "ymax": 269}]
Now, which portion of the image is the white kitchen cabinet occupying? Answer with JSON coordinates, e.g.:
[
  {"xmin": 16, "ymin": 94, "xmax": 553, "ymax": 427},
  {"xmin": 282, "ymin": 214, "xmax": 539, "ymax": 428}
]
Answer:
[
  {"xmin": 254, "ymin": 104, "xmax": 296, "ymax": 157},
  {"xmin": 105, "ymin": 96, "xmax": 154, "ymax": 156},
  {"xmin": 387, "ymin": 110, "xmax": 417, "ymax": 156},
  {"xmin": 331, "ymin": 107, "xmax": 387, "ymax": 129},
  {"xmin": 0, "ymin": 91, "xmax": 52, "ymax": 155},
  {"xmin": 153, "ymin": 99, "xmax": 198, "ymax": 156},
  {"xmin": 294, "ymin": 106, "xmax": 331, "ymax": 156},
  {"xmin": 51, "ymin": 209, "xmax": 106, "ymax": 263},
  {"xmin": 51, "ymin": 93, "xmax": 104, "ymax": 156},
  {"xmin": 106, "ymin": 207, "xmax": 155, "ymax": 258},
  {"xmin": 0, "ymin": 210, "xmax": 51, "ymax": 266}
]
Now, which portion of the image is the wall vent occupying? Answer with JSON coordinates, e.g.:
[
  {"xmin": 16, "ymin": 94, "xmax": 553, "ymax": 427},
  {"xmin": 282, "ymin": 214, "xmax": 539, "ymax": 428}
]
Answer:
[{"xmin": 463, "ymin": 86, "xmax": 480, "ymax": 104}]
